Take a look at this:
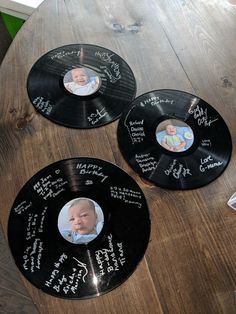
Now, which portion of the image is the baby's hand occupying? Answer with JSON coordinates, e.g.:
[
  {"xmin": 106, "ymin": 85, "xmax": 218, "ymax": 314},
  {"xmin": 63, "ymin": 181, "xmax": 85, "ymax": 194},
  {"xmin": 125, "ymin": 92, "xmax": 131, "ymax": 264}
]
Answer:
[
  {"xmin": 65, "ymin": 83, "xmax": 72, "ymax": 93},
  {"xmin": 174, "ymin": 145, "xmax": 183, "ymax": 151}
]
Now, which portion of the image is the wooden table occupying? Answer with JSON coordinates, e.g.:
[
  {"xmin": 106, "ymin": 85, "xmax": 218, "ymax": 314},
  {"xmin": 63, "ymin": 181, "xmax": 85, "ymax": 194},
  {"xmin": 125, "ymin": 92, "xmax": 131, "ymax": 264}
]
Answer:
[{"xmin": 0, "ymin": 0, "xmax": 236, "ymax": 313}]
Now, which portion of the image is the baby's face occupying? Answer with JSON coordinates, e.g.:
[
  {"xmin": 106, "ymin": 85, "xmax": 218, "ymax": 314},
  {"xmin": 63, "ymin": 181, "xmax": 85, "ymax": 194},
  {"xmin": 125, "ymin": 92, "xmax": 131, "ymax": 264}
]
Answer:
[
  {"xmin": 71, "ymin": 68, "xmax": 89, "ymax": 86},
  {"xmin": 166, "ymin": 124, "xmax": 177, "ymax": 135},
  {"xmin": 68, "ymin": 201, "xmax": 97, "ymax": 234}
]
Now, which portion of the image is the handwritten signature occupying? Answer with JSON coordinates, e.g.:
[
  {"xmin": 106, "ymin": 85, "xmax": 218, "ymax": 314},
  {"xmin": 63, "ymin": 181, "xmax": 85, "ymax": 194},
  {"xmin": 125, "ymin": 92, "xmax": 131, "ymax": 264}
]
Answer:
[
  {"xmin": 188, "ymin": 104, "xmax": 218, "ymax": 127},
  {"xmin": 199, "ymin": 155, "xmax": 223, "ymax": 172},
  {"xmin": 72, "ymin": 257, "xmax": 88, "ymax": 283},
  {"xmin": 164, "ymin": 159, "xmax": 192, "ymax": 179},
  {"xmin": 87, "ymin": 108, "xmax": 107, "ymax": 125}
]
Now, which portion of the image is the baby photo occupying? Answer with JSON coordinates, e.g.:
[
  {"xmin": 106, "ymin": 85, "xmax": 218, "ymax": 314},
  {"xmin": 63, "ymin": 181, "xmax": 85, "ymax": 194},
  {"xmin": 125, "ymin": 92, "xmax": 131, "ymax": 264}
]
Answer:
[
  {"xmin": 63, "ymin": 67, "xmax": 100, "ymax": 96},
  {"xmin": 58, "ymin": 198, "xmax": 104, "ymax": 244},
  {"xmin": 156, "ymin": 119, "xmax": 194, "ymax": 152}
]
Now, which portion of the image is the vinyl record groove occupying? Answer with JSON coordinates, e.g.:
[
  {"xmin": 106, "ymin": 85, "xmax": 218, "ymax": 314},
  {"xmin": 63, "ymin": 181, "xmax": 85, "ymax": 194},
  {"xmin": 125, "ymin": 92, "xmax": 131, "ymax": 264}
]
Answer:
[
  {"xmin": 117, "ymin": 89, "xmax": 232, "ymax": 190},
  {"xmin": 8, "ymin": 158, "xmax": 150, "ymax": 299},
  {"xmin": 27, "ymin": 44, "xmax": 136, "ymax": 128}
]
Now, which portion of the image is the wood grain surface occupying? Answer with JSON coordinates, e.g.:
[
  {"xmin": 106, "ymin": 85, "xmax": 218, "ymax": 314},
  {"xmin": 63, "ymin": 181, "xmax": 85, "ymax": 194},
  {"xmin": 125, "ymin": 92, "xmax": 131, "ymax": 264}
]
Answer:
[{"xmin": 0, "ymin": 0, "xmax": 236, "ymax": 313}]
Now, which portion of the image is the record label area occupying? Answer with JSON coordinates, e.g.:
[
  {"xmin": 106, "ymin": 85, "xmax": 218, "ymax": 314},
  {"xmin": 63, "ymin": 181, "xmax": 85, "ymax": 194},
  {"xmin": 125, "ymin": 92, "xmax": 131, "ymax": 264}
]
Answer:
[
  {"xmin": 117, "ymin": 89, "xmax": 232, "ymax": 190},
  {"xmin": 27, "ymin": 44, "xmax": 136, "ymax": 128},
  {"xmin": 58, "ymin": 198, "xmax": 104, "ymax": 245},
  {"xmin": 8, "ymin": 158, "xmax": 150, "ymax": 299},
  {"xmin": 156, "ymin": 119, "xmax": 194, "ymax": 153},
  {"xmin": 63, "ymin": 67, "xmax": 101, "ymax": 97}
]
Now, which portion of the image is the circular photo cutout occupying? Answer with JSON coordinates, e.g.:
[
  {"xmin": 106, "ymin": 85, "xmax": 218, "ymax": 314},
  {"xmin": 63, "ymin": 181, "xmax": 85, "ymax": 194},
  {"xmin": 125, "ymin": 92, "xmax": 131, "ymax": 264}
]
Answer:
[
  {"xmin": 156, "ymin": 119, "xmax": 194, "ymax": 152},
  {"xmin": 63, "ymin": 67, "xmax": 101, "ymax": 96},
  {"xmin": 58, "ymin": 198, "xmax": 104, "ymax": 244}
]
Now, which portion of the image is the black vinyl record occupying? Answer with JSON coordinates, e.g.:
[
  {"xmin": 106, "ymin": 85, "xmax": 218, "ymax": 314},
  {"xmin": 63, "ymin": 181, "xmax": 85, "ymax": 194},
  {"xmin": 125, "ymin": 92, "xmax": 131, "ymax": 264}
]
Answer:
[
  {"xmin": 27, "ymin": 44, "xmax": 136, "ymax": 128},
  {"xmin": 8, "ymin": 158, "xmax": 150, "ymax": 299},
  {"xmin": 117, "ymin": 89, "xmax": 232, "ymax": 190}
]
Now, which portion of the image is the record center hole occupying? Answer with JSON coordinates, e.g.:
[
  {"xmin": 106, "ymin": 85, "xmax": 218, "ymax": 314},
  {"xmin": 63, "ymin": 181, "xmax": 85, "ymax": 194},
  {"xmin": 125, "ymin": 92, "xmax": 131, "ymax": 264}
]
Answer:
[
  {"xmin": 156, "ymin": 119, "xmax": 194, "ymax": 153},
  {"xmin": 58, "ymin": 197, "xmax": 104, "ymax": 245},
  {"xmin": 63, "ymin": 67, "xmax": 101, "ymax": 96}
]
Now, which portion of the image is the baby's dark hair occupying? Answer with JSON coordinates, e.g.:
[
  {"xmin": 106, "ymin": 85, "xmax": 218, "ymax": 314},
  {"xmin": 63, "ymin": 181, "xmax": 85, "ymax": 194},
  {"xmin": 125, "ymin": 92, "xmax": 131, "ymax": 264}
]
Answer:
[{"xmin": 69, "ymin": 198, "xmax": 95, "ymax": 212}]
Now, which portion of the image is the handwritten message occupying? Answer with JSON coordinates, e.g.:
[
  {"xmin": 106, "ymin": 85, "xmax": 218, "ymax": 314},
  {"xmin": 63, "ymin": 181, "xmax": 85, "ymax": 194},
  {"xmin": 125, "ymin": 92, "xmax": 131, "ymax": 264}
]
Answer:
[
  {"xmin": 164, "ymin": 159, "xmax": 192, "ymax": 179},
  {"xmin": 100, "ymin": 66, "xmax": 120, "ymax": 83},
  {"xmin": 188, "ymin": 104, "xmax": 218, "ymax": 127},
  {"xmin": 201, "ymin": 139, "xmax": 212, "ymax": 147},
  {"xmin": 33, "ymin": 97, "xmax": 53, "ymax": 115},
  {"xmin": 110, "ymin": 186, "xmax": 143, "ymax": 208},
  {"xmin": 33, "ymin": 172, "xmax": 68, "ymax": 200},
  {"xmin": 76, "ymin": 163, "xmax": 108, "ymax": 182},
  {"xmin": 44, "ymin": 253, "xmax": 88, "ymax": 295},
  {"xmin": 23, "ymin": 238, "xmax": 44, "ymax": 272},
  {"xmin": 44, "ymin": 254, "xmax": 88, "ymax": 295},
  {"xmin": 125, "ymin": 118, "xmax": 145, "ymax": 144},
  {"xmin": 95, "ymin": 51, "xmax": 121, "ymax": 82},
  {"xmin": 13, "ymin": 201, "xmax": 32, "ymax": 215},
  {"xmin": 87, "ymin": 108, "xmax": 108, "ymax": 125},
  {"xmin": 135, "ymin": 153, "xmax": 158, "ymax": 173},
  {"xmin": 199, "ymin": 155, "xmax": 223, "ymax": 172},
  {"xmin": 139, "ymin": 96, "xmax": 174, "ymax": 107},
  {"xmin": 22, "ymin": 207, "xmax": 47, "ymax": 272},
  {"xmin": 95, "ymin": 234, "xmax": 126, "ymax": 278},
  {"xmin": 25, "ymin": 207, "xmax": 47, "ymax": 240},
  {"xmin": 50, "ymin": 50, "xmax": 81, "ymax": 60}
]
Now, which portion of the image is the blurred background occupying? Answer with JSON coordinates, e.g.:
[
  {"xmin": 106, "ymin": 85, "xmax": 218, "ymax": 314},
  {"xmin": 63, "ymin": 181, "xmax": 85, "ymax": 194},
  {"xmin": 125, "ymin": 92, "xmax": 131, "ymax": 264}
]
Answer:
[{"xmin": 0, "ymin": 15, "xmax": 12, "ymax": 63}]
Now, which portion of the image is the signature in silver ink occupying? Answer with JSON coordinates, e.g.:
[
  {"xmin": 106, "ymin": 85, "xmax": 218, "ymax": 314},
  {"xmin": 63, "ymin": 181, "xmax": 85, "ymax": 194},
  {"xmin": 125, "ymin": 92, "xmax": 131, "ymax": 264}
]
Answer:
[
  {"xmin": 188, "ymin": 104, "xmax": 218, "ymax": 127},
  {"xmin": 164, "ymin": 159, "xmax": 192, "ymax": 179},
  {"xmin": 72, "ymin": 257, "xmax": 88, "ymax": 283},
  {"xmin": 87, "ymin": 108, "xmax": 107, "ymax": 125}
]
